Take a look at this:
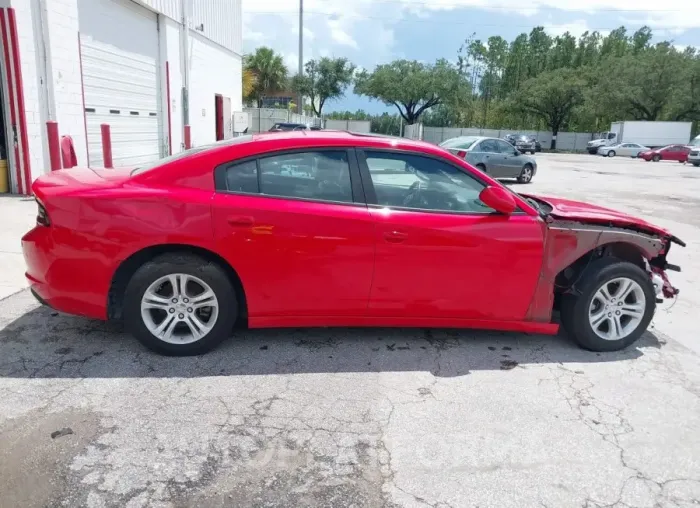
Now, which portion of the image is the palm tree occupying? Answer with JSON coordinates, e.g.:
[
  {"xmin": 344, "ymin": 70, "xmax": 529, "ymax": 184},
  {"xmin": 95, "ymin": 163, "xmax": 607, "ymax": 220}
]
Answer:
[
  {"xmin": 242, "ymin": 68, "xmax": 256, "ymax": 104},
  {"xmin": 244, "ymin": 47, "xmax": 288, "ymax": 108}
]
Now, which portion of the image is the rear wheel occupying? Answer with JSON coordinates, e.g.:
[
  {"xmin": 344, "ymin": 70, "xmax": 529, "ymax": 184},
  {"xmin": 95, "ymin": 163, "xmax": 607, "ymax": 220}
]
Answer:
[
  {"xmin": 560, "ymin": 258, "xmax": 655, "ymax": 352},
  {"xmin": 123, "ymin": 253, "xmax": 237, "ymax": 355},
  {"xmin": 475, "ymin": 163, "xmax": 487, "ymax": 173},
  {"xmin": 517, "ymin": 164, "xmax": 534, "ymax": 183}
]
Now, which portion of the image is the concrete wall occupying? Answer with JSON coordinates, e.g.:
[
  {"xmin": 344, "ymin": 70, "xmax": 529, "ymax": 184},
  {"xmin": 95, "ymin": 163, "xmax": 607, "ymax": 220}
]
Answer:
[
  {"xmin": 414, "ymin": 126, "xmax": 595, "ymax": 151},
  {"xmin": 324, "ymin": 119, "xmax": 371, "ymax": 133}
]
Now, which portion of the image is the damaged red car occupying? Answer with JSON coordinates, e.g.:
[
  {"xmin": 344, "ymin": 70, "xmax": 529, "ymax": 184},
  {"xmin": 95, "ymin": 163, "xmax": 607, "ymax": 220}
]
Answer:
[{"xmin": 22, "ymin": 131, "xmax": 683, "ymax": 355}]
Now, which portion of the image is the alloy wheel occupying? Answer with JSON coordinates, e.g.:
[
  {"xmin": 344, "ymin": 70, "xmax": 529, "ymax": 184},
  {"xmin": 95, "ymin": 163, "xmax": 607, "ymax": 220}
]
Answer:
[
  {"xmin": 140, "ymin": 273, "xmax": 219, "ymax": 344},
  {"xmin": 588, "ymin": 277, "xmax": 646, "ymax": 341}
]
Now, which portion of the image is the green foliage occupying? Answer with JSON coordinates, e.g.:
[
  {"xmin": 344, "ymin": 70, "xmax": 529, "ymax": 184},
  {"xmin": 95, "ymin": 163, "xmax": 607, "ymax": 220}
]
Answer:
[
  {"xmin": 354, "ymin": 59, "xmax": 471, "ymax": 124},
  {"xmin": 244, "ymin": 47, "xmax": 288, "ymax": 108},
  {"xmin": 511, "ymin": 68, "xmax": 585, "ymax": 147},
  {"xmin": 291, "ymin": 57, "xmax": 356, "ymax": 116}
]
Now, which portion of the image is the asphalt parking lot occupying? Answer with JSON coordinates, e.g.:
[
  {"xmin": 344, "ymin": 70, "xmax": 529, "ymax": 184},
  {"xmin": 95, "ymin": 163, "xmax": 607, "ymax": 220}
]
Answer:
[{"xmin": 1, "ymin": 153, "xmax": 699, "ymax": 508}]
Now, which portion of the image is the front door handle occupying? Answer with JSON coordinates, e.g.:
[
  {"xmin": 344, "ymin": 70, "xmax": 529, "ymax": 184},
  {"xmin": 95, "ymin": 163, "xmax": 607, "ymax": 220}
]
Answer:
[
  {"xmin": 384, "ymin": 230, "xmax": 408, "ymax": 243},
  {"xmin": 227, "ymin": 216, "xmax": 254, "ymax": 227}
]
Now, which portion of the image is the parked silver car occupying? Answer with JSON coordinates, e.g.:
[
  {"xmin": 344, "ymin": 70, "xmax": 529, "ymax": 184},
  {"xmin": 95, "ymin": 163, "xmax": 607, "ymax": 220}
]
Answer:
[
  {"xmin": 439, "ymin": 136, "xmax": 537, "ymax": 183},
  {"xmin": 597, "ymin": 143, "xmax": 649, "ymax": 158}
]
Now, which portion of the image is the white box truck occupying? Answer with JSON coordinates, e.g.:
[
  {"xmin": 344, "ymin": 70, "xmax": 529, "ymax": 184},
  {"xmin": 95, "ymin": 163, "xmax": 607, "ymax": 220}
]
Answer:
[{"xmin": 586, "ymin": 121, "xmax": 692, "ymax": 154}]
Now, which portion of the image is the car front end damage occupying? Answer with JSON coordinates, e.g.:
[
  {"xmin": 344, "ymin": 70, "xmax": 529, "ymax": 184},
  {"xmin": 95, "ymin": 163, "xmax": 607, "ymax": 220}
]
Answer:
[{"xmin": 524, "ymin": 215, "xmax": 682, "ymax": 325}]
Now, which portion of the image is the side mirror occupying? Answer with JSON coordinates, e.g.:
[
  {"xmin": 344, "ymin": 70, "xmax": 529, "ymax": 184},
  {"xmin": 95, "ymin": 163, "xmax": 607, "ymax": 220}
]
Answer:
[
  {"xmin": 479, "ymin": 186, "xmax": 517, "ymax": 215},
  {"xmin": 514, "ymin": 150, "xmax": 520, "ymax": 156}
]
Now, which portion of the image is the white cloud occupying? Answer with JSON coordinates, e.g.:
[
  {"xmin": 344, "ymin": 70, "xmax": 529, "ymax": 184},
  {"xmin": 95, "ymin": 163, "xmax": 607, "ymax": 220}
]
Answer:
[{"xmin": 328, "ymin": 18, "xmax": 359, "ymax": 48}]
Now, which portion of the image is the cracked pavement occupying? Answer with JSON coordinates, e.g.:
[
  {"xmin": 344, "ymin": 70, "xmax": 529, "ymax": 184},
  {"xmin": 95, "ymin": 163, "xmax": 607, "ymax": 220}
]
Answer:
[{"xmin": 1, "ymin": 154, "xmax": 700, "ymax": 507}]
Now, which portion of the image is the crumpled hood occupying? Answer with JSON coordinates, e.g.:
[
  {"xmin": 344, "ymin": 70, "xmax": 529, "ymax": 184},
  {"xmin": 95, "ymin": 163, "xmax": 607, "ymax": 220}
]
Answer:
[{"xmin": 522, "ymin": 193, "xmax": 681, "ymax": 242}]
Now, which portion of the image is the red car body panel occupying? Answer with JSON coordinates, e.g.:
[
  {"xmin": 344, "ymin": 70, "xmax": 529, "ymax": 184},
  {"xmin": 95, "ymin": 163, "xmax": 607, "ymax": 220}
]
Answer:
[{"xmin": 21, "ymin": 131, "xmax": 679, "ymax": 337}]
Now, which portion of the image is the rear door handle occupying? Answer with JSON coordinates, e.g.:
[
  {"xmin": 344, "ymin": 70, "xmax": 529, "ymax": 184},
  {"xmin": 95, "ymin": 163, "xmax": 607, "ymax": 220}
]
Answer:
[
  {"xmin": 384, "ymin": 230, "xmax": 408, "ymax": 243},
  {"xmin": 227, "ymin": 216, "xmax": 254, "ymax": 227}
]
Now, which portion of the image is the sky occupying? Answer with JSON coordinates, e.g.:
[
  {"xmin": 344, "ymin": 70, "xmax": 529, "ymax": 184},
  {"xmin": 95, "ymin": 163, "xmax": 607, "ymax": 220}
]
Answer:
[{"xmin": 241, "ymin": 0, "xmax": 700, "ymax": 115}]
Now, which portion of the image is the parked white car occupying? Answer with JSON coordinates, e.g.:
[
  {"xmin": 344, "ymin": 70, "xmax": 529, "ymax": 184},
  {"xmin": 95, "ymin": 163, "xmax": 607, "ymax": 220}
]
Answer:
[{"xmin": 598, "ymin": 143, "xmax": 649, "ymax": 158}]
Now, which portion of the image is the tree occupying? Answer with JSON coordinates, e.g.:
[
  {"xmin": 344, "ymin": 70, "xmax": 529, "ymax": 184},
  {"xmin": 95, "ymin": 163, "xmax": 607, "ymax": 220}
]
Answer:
[
  {"xmin": 291, "ymin": 57, "xmax": 355, "ymax": 116},
  {"xmin": 242, "ymin": 69, "xmax": 256, "ymax": 103},
  {"xmin": 593, "ymin": 45, "xmax": 685, "ymax": 121},
  {"xmin": 244, "ymin": 47, "xmax": 288, "ymax": 108},
  {"xmin": 511, "ymin": 68, "xmax": 585, "ymax": 148},
  {"xmin": 354, "ymin": 59, "xmax": 470, "ymax": 124}
]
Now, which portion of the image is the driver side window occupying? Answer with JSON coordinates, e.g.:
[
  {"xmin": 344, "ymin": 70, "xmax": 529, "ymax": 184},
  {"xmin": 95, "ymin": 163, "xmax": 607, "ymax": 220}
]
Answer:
[{"xmin": 363, "ymin": 151, "xmax": 493, "ymax": 214}]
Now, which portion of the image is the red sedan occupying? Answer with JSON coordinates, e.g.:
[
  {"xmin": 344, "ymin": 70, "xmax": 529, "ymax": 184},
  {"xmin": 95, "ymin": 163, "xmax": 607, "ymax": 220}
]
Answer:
[
  {"xmin": 639, "ymin": 144, "xmax": 690, "ymax": 162},
  {"xmin": 22, "ymin": 131, "xmax": 682, "ymax": 355}
]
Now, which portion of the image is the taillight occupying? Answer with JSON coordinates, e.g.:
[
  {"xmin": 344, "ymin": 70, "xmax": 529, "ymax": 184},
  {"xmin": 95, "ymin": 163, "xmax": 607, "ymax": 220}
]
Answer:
[
  {"xmin": 456, "ymin": 150, "xmax": 468, "ymax": 158},
  {"xmin": 36, "ymin": 199, "xmax": 50, "ymax": 226}
]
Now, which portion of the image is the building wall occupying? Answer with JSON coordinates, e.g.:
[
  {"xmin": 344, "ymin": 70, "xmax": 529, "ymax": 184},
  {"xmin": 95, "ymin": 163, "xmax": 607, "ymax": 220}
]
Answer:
[
  {"xmin": 138, "ymin": 0, "xmax": 242, "ymax": 54},
  {"xmin": 188, "ymin": 30, "xmax": 242, "ymax": 147},
  {"xmin": 3, "ymin": 0, "xmax": 242, "ymax": 191}
]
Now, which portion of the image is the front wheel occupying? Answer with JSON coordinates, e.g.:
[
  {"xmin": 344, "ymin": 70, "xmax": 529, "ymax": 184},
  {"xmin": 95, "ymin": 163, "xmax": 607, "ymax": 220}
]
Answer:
[
  {"xmin": 653, "ymin": 154, "xmax": 661, "ymax": 162},
  {"xmin": 560, "ymin": 258, "xmax": 656, "ymax": 352},
  {"xmin": 123, "ymin": 253, "xmax": 238, "ymax": 355},
  {"xmin": 693, "ymin": 163, "xmax": 700, "ymax": 167},
  {"xmin": 517, "ymin": 164, "xmax": 534, "ymax": 183},
  {"xmin": 607, "ymin": 150, "xmax": 616, "ymax": 157}
]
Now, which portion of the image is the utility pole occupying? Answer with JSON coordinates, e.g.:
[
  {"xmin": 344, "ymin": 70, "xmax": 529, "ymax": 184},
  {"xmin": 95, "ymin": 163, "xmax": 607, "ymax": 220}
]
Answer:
[{"xmin": 297, "ymin": 0, "xmax": 304, "ymax": 115}]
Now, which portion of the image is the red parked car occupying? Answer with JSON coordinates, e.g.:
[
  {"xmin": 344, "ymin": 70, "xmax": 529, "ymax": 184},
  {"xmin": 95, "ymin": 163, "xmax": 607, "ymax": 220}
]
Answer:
[
  {"xmin": 22, "ymin": 132, "xmax": 683, "ymax": 355},
  {"xmin": 639, "ymin": 144, "xmax": 690, "ymax": 162}
]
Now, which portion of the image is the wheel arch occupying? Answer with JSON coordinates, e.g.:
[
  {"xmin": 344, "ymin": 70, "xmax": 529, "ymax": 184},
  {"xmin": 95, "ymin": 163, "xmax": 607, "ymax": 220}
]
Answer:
[
  {"xmin": 107, "ymin": 244, "xmax": 248, "ymax": 326},
  {"xmin": 553, "ymin": 240, "xmax": 648, "ymax": 291}
]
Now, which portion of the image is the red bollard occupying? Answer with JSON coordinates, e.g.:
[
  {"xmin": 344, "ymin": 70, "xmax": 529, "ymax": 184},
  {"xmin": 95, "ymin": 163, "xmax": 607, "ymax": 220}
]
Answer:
[
  {"xmin": 46, "ymin": 121, "xmax": 62, "ymax": 171},
  {"xmin": 100, "ymin": 124, "xmax": 113, "ymax": 168},
  {"xmin": 184, "ymin": 125, "xmax": 191, "ymax": 149}
]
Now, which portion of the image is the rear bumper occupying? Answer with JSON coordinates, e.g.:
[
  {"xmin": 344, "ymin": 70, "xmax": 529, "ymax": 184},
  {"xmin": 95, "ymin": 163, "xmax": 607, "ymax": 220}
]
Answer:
[{"xmin": 22, "ymin": 225, "xmax": 108, "ymax": 320}]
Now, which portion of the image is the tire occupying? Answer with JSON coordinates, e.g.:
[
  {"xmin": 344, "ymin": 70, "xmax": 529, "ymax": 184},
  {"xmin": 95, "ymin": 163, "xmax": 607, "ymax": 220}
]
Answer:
[
  {"xmin": 123, "ymin": 253, "xmax": 238, "ymax": 355},
  {"xmin": 607, "ymin": 150, "xmax": 616, "ymax": 157},
  {"xmin": 475, "ymin": 163, "xmax": 487, "ymax": 173},
  {"xmin": 653, "ymin": 154, "xmax": 661, "ymax": 162},
  {"xmin": 517, "ymin": 164, "xmax": 534, "ymax": 183},
  {"xmin": 693, "ymin": 163, "xmax": 700, "ymax": 167},
  {"xmin": 559, "ymin": 257, "xmax": 656, "ymax": 352}
]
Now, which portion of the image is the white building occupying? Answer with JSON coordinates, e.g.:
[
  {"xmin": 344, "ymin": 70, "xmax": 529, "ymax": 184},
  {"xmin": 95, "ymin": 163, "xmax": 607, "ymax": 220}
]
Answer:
[{"xmin": 0, "ymin": 0, "xmax": 243, "ymax": 194}]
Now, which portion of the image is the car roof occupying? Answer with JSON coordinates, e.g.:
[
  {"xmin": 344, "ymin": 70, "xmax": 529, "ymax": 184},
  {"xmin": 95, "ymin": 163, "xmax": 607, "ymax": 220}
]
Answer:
[{"xmin": 250, "ymin": 130, "xmax": 442, "ymax": 151}]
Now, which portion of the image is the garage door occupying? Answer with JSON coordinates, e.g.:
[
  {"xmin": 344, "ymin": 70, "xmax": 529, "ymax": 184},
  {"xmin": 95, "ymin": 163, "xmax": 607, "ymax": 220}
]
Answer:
[{"xmin": 79, "ymin": 0, "xmax": 162, "ymax": 168}]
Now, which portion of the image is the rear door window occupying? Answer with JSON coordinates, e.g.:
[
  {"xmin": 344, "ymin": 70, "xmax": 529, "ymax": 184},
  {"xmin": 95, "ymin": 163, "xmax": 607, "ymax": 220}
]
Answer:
[{"xmin": 258, "ymin": 151, "xmax": 354, "ymax": 203}]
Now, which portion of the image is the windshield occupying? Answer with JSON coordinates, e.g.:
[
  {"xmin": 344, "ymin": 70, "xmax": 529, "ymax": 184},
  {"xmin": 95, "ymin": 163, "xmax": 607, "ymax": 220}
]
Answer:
[
  {"xmin": 690, "ymin": 137, "xmax": 700, "ymax": 147},
  {"xmin": 440, "ymin": 137, "xmax": 479, "ymax": 149},
  {"xmin": 130, "ymin": 136, "xmax": 254, "ymax": 175}
]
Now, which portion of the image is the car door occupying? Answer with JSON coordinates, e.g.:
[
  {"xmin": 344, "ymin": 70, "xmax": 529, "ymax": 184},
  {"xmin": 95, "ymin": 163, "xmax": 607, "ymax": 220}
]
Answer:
[
  {"xmin": 494, "ymin": 139, "xmax": 523, "ymax": 177},
  {"xmin": 467, "ymin": 139, "xmax": 499, "ymax": 174},
  {"xmin": 211, "ymin": 148, "xmax": 376, "ymax": 322},
  {"xmin": 356, "ymin": 149, "xmax": 544, "ymax": 322},
  {"xmin": 662, "ymin": 146, "xmax": 678, "ymax": 160}
]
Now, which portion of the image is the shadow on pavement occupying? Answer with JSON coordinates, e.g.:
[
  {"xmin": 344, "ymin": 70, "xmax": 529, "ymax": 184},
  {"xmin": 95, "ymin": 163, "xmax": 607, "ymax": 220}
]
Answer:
[{"xmin": 0, "ymin": 298, "xmax": 663, "ymax": 379}]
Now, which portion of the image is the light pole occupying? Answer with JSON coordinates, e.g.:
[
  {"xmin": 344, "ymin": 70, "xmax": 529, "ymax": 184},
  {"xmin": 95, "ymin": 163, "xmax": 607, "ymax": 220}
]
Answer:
[{"xmin": 297, "ymin": 0, "xmax": 304, "ymax": 114}]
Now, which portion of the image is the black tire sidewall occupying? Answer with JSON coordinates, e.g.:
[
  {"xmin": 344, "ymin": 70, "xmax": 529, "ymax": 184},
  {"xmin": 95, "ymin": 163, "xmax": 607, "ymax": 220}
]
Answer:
[
  {"xmin": 123, "ymin": 254, "xmax": 237, "ymax": 355},
  {"xmin": 562, "ymin": 258, "xmax": 656, "ymax": 352}
]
